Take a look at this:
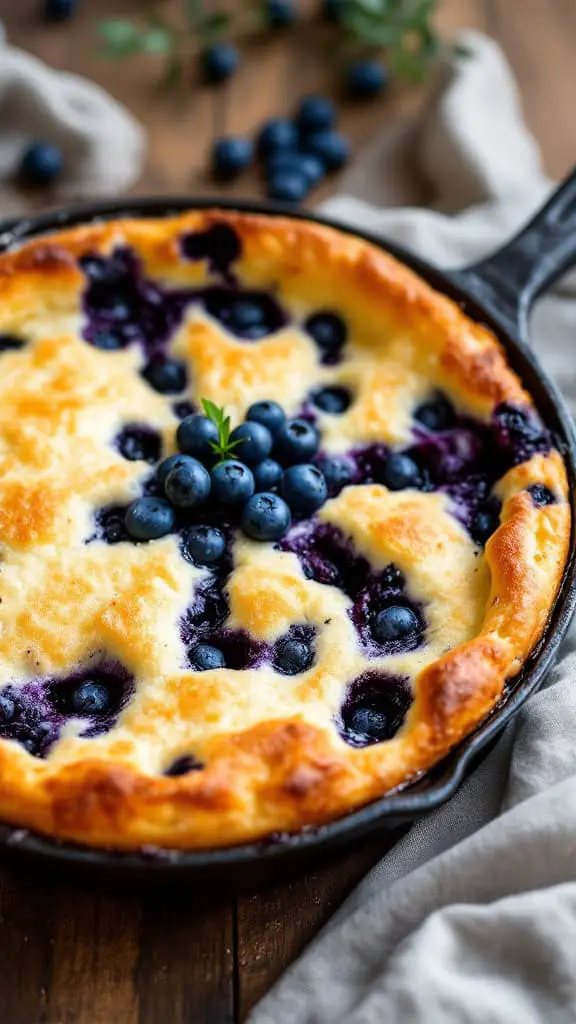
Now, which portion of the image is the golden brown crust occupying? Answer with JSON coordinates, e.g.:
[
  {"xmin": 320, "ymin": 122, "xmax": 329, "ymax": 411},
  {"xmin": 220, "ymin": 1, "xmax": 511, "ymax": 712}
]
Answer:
[{"xmin": 0, "ymin": 210, "xmax": 569, "ymax": 850}]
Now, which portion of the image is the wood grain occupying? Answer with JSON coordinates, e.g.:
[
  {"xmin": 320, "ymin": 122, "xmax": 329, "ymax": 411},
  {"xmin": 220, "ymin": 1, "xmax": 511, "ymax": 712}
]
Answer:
[{"xmin": 0, "ymin": 2, "xmax": 574, "ymax": 1022}]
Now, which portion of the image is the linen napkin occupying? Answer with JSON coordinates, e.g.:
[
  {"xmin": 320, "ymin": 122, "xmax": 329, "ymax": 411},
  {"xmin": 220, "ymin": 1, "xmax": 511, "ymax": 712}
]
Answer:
[
  {"xmin": 250, "ymin": 30, "xmax": 576, "ymax": 1024},
  {"xmin": 0, "ymin": 21, "xmax": 145, "ymax": 216}
]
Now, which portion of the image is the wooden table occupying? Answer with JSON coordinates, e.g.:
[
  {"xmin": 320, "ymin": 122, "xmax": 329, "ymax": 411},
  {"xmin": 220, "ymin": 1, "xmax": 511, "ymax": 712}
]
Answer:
[{"xmin": 0, "ymin": 2, "xmax": 575, "ymax": 1021}]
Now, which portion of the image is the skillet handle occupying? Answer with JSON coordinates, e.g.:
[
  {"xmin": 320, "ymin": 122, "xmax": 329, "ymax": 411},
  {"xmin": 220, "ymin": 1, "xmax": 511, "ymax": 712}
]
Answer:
[{"xmin": 451, "ymin": 168, "xmax": 576, "ymax": 341}]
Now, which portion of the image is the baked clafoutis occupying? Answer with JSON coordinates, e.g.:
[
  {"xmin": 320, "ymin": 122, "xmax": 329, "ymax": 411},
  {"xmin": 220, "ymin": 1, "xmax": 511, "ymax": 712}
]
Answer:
[{"xmin": 0, "ymin": 210, "xmax": 569, "ymax": 851}]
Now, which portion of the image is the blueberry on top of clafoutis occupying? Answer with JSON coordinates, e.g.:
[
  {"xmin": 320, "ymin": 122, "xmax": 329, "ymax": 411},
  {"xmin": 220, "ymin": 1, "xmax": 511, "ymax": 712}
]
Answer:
[
  {"xmin": 203, "ymin": 287, "xmax": 286, "ymax": 340},
  {"xmin": 338, "ymin": 672, "xmax": 412, "ymax": 747},
  {"xmin": 304, "ymin": 311, "xmax": 347, "ymax": 364},
  {"xmin": 116, "ymin": 424, "xmax": 162, "ymax": 464}
]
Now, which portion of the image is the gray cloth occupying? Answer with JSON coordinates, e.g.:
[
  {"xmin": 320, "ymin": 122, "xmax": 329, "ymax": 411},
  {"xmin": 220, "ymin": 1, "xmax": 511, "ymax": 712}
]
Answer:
[
  {"xmin": 250, "ymin": 31, "xmax": 576, "ymax": 1024},
  {"xmin": 0, "ymin": 21, "xmax": 145, "ymax": 215}
]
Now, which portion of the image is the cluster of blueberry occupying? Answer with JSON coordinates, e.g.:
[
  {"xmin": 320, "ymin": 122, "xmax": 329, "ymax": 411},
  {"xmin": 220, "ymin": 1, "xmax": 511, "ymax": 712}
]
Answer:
[
  {"xmin": 213, "ymin": 94, "xmax": 352, "ymax": 203},
  {"xmin": 124, "ymin": 400, "xmax": 333, "ymax": 545}
]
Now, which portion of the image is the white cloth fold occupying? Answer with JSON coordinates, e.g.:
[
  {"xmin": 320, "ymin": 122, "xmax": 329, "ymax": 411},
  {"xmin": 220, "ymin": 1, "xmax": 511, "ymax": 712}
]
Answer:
[
  {"xmin": 250, "ymin": 31, "xmax": 576, "ymax": 1024},
  {"xmin": 0, "ymin": 22, "xmax": 145, "ymax": 215}
]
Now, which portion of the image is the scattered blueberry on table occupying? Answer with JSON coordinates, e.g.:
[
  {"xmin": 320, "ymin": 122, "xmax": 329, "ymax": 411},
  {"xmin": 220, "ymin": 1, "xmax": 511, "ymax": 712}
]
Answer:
[
  {"xmin": 211, "ymin": 137, "xmax": 253, "ymax": 181},
  {"xmin": 267, "ymin": 168, "xmax": 310, "ymax": 203},
  {"xmin": 266, "ymin": 0, "xmax": 297, "ymax": 29},
  {"xmin": 257, "ymin": 118, "xmax": 299, "ymax": 157},
  {"xmin": 17, "ymin": 142, "xmax": 63, "ymax": 187},
  {"xmin": 301, "ymin": 130, "xmax": 350, "ymax": 171},
  {"xmin": 296, "ymin": 95, "xmax": 336, "ymax": 134},
  {"xmin": 201, "ymin": 43, "xmax": 240, "ymax": 84},
  {"xmin": 346, "ymin": 60, "xmax": 390, "ymax": 100},
  {"xmin": 44, "ymin": 0, "xmax": 76, "ymax": 21}
]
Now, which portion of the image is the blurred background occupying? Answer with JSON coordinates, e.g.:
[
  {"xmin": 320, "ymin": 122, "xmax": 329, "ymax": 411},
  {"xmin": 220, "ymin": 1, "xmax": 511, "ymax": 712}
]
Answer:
[{"xmin": 0, "ymin": 0, "xmax": 574, "ymax": 209}]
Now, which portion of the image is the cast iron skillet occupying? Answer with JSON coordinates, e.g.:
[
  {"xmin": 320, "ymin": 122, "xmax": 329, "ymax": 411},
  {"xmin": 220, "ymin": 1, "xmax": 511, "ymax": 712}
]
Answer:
[{"xmin": 0, "ymin": 173, "xmax": 576, "ymax": 886}]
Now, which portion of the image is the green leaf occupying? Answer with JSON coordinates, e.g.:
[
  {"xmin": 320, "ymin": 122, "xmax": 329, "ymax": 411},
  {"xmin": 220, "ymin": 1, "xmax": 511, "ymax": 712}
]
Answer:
[
  {"xmin": 141, "ymin": 28, "xmax": 174, "ymax": 55},
  {"xmin": 201, "ymin": 397, "xmax": 225, "ymax": 426},
  {"xmin": 98, "ymin": 19, "xmax": 146, "ymax": 58},
  {"xmin": 200, "ymin": 12, "xmax": 231, "ymax": 40},
  {"xmin": 184, "ymin": 0, "xmax": 203, "ymax": 28}
]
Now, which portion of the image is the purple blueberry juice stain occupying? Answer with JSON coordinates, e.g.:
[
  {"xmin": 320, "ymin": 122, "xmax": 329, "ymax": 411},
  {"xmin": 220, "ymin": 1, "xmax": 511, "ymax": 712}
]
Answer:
[
  {"xmin": 172, "ymin": 399, "xmax": 196, "ymax": 420},
  {"xmin": 527, "ymin": 483, "xmax": 557, "ymax": 507},
  {"xmin": 115, "ymin": 424, "xmax": 162, "ymax": 464},
  {"xmin": 0, "ymin": 660, "xmax": 134, "ymax": 757},
  {"xmin": 80, "ymin": 248, "xmax": 190, "ymax": 355},
  {"xmin": 282, "ymin": 523, "xmax": 424, "ymax": 657},
  {"xmin": 180, "ymin": 223, "xmax": 241, "ymax": 286},
  {"xmin": 337, "ymin": 671, "xmax": 413, "ymax": 747},
  {"xmin": 91, "ymin": 504, "xmax": 130, "ymax": 544},
  {"xmin": 79, "ymin": 237, "xmax": 290, "ymax": 357},
  {"xmin": 164, "ymin": 753, "xmax": 204, "ymax": 776}
]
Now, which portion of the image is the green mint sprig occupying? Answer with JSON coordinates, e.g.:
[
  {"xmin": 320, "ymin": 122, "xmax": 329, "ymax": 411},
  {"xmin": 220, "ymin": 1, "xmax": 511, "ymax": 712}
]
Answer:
[
  {"xmin": 201, "ymin": 398, "xmax": 244, "ymax": 464},
  {"xmin": 97, "ymin": 1, "xmax": 464, "ymax": 88}
]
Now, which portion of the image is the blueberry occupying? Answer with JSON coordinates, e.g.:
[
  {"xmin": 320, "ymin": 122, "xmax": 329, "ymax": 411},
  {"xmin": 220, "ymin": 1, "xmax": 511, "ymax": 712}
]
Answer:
[
  {"xmin": 164, "ymin": 754, "xmax": 203, "ymax": 776},
  {"xmin": 176, "ymin": 414, "xmax": 219, "ymax": 463},
  {"xmin": 157, "ymin": 454, "xmax": 195, "ymax": 491},
  {"xmin": 527, "ymin": 483, "xmax": 557, "ymax": 507},
  {"xmin": 381, "ymin": 452, "xmax": 422, "ymax": 490},
  {"xmin": 172, "ymin": 400, "xmax": 196, "ymax": 420},
  {"xmin": 211, "ymin": 460, "xmax": 255, "ymax": 506},
  {"xmin": 212, "ymin": 137, "xmax": 253, "ymax": 181},
  {"xmin": 317, "ymin": 455, "xmax": 355, "ymax": 495},
  {"xmin": 182, "ymin": 525, "xmax": 226, "ymax": 565},
  {"xmin": 71, "ymin": 681, "xmax": 110, "ymax": 716},
  {"xmin": 91, "ymin": 330, "xmax": 125, "ymax": 351},
  {"xmin": 253, "ymin": 458, "xmax": 283, "ymax": 491},
  {"xmin": 472, "ymin": 505, "xmax": 500, "ymax": 545},
  {"xmin": 267, "ymin": 169, "xmax": 309, "ymax": 203},
  {"xmin": 116, "ymin": 425, "xmax": 161, "ymax": 464},
  {"xmin": 304, "ymin": 311, "xmax": 347, "ymax": 360},
  {"xmin": 0, "ymin": 693, "xmax": 16, "ymax": 721},
  {"xmin": 125, "ymin": 497, "xmax": 175, "ymax": 541},
  {"xmin": 181, "ymin": 224, "xmax": 241, "ymax": 272},
  {"xmin": 372, "ymin": 606, "xmax": 420, "ymax": 644},
  {"xmin": 274, "ymin": 638, "xmax": 313, "ymax": 674},
  {"xmin": 247, "ymin": 400, "xmax": 287, "ymax": 437},
  {"xmin": 281, "ymin": 463, "xmax": 327, "ymax": 513},
  {"xmin": 266, "ymin": 0, "xmax": 296, "ymax": 27},
  {"xmin": 346, "ymin": 59, "xmax": 390, "ymax": 99},
  {"xmin": 142, "ymin": 355, "xmax": 187, "ymax": 394},
  {"xmin": 201, "ymin": 43, "xmax": 240, "ymax": 84},
  {"xmin": 191, "ymin": 645, "xmax": 226, "ymax": 671},
  {"xmin": 322, "ymin": 0, "xmax": 343, "ymax": 22},
  {"xmin": 414, "ymin": 394, "xmax": 455, "ymax": 432},
  {"xmin": 311, "ymin": 386, "xmax": 351, "ymax": 414},
  {"xmin": 96, "ymin": 505, "xmax": 129, "ymax": 545},
  {"xmin": 0, "ymin": 333, "xmax": 26, "ymax": 352},
  {"xmin": 44, "ymin": 0, "xmax": 76, "ymax": 19},
  {"xmin": 266, "ymin": 152, "xmax": 325, "ymax": 188},
  {"xmin": 211, "ymin": 297, "xmax": 270, "ymax": 338},
  {"xmin": 257, "ymin": 118, "xmax": 298, "ymax": 157},
  {"xmin": 346, "ymin": 707, "xmax": 389, "ymax": 744},
  {"xmin": 204, "ymin": 289, "xmax": 285, "ymax": 339},
  {"xmin": 230, "ymin": 421, "xmax": 273, "ymax": 464},
  {"xmin": 274, "ymin": 418, "xmax": 320, "ymax": 465},
  {"xmin": 165, "ymin": 459, "xmax": 211, "ymax": 509},
  {"xmin": 296, "ymin": 95, "xmax": 336, "ymax": 134},
  {"xmin": 241, "ymin": 492, "xmax": 291, "ymax": 541},
  {"xmin": 302, "ymin": 131, "xmax": 350, "ymax": 171},
  {"xmin": 17, "ymin": 142, "xmax": 63, "ymax": 187}
]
